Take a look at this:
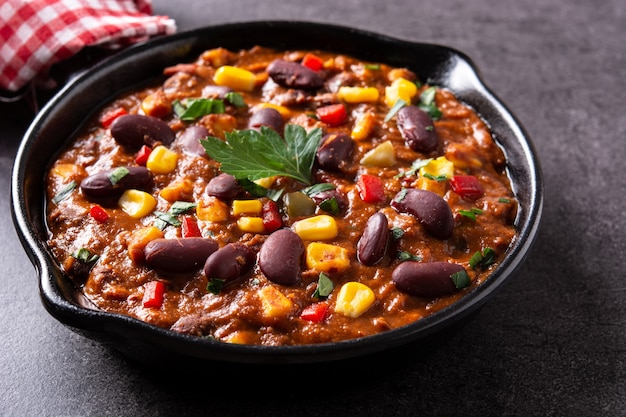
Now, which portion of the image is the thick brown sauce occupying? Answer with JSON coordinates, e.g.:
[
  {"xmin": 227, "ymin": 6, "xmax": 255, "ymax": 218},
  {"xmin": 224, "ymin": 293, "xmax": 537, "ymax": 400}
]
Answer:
[{"xmin": 46, "ymin": 47, "xmax": 517, "ymax": 345}]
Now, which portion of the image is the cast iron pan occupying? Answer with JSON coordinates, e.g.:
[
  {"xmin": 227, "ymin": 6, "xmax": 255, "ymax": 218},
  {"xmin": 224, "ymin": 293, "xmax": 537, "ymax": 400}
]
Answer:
[{"xmin": 11, "ymin": 21, "xmax": 543, "ymax": 365}]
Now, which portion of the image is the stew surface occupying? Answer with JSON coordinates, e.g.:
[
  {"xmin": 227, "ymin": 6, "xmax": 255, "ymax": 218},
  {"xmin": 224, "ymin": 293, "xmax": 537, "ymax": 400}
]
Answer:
[{"xmin": 46, "ymin": 46, "xmax": 518, "ymax": 345}]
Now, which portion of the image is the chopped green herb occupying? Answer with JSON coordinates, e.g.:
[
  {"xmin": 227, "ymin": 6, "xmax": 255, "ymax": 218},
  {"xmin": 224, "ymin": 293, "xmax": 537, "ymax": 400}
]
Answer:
[
  {"xmin": 207, "ymin": 278, "xmax": 225, "ymax": 294},
  {"xmin": 237, "ymin": 178, "xmax": 268, "ymax": 198},
  {"xmin": 459, "ymin": 207, "xmax": 484, "ymax": 221},
  {"xmin": 319, "ymin": 197, "xmax": 339, "ymax": 215},
  {"xmin": 394, "ymin": 188, "xmax": 409, "ymax": 203},
  {"xmin": 170, "ymin": 201, "xmax": 197, "ymax": 215},
  {"xmin": 313, "ymin": 272, "xmax": 334, "ymax": 298},
  {"xmin": 423, "ymin": 173, "xmax": 448, "ymax": 182},
  {"xmin": 384, "ymin": 98, "xmax": 407, "ymax": 122},
  {"xmin": 301, "ymin": 182, "xmax": 336, "ymax": 196},
  {"xmin": 154, "ymin": 211, "xmax": 181, "ymax": 230},
  {"xmin": 418, "ymin": 87, "xmax": 442, "ymax": 120},
  {"xmin": 364, "ymin": 64, "xmax": 380, "ymax": 70},
  {"xmin": 201, "ymin": 124, "xmax": 323, "ymax": 185},
  {"xmin": 394, "ymin": 158, "xmax": 433, "ymax": 178},
  {"xmin": 265, "ymin": 187, "xmax": 285, "ymax": 202},
  {"xmin": 224, "ymin": 92, "xmax": 246, "ymax": 107},
  {"xmin": 450, "ymin": 269, "xmax": 471, "ymax": 289},
  {"xmin": 71, "ymin": 248, "xmax": 99, "ymax": 263},
  {"xmin": 469, "ymin": 247, "xmax": 496, "ymax": 270},
  {"xmin": 173, "ymin": 98, "xmax": 226, "ymax": 121},
  {"xmin": 108, "ymin": 167, "xmax": 129, "ymax": 185},
  {"xmin": 498, "ymin": 197, "xmax": 511, "ymax": 203},
  {"xmin": 391, "ymin": 227, "xmax": 405, "ymax": 240},
  {"xmin": 52, "ymin": 181, "xmax": 77, "ymax": 204},
  {"xmin": 398, "ymin": 251, "xmax": 422, "ymax": 262}
]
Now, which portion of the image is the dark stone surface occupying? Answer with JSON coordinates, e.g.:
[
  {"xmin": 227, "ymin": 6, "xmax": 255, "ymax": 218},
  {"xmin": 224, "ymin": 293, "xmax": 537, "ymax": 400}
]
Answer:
[{"xmin": 1, "ymin": 0, "xmax": 624, "ymax": 415}]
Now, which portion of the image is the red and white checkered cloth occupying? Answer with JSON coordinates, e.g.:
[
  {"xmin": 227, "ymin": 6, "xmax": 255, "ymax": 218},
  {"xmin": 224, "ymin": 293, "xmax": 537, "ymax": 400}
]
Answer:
[{"xmin": 0, "ymin": 0, "xmax": 176, "ymax": 92}]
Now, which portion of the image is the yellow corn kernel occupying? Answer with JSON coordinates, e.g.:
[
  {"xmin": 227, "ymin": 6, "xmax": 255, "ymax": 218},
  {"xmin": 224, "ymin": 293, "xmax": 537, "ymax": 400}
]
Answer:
[
  {"xmin": 293, "ymin": 215, "xmax": 338, "ymax": 241},
  {"xmin": 385, "ymin": 77, "xmax": 418, "ymax": 107},
  {"xmin": 196, "ymin": 197, "xmax": 229, "ymax": 222},
  {"xmin": 337, "ymin": 86, "xmax": 379, "ymax": 103},
  {"xmin": 334, "ymin": 282, "xmax": 376, "ymax": 318},
  {"xmin": 351, "ymin": 111, "xmax": 376, "ymax": 141},
  {"xmin": 416, "ymin": 176, "xmax": 447, "ymax": 196},
  {"xmin": 223, "ymin": 330, "xmax": 257, "ymax": 344},
  {"xmin": 237, "ymin": 217, "xmax": 265, "ymax": 233},
  {"xmin": 140, "ymin": 90, "xmax": 171, "ymax": 118},
  {"xmin": 232, "ymin": 199, "xmax": 263, "ymax": 216},
  {"xmin": 213, "ymin": 65, "xmax": 256, "ymax": 92},
  {"xmin": 254, "ymin": 176, "xmax": 277, "ymax": 188},
  {"xmin": 258, "ymin": 285, "xmax": 294, "ymax": 321},
  {"xmin": 359, "ymin": 140, "xmax": 396, "ymax": 167},
  {"xmin": 305, "ymin": 242, "xmax": 350, "ymax": 273},
  {"xmin": 127, "ymin": 226, "xmax": 164, "ymax": 263},
  {"xmin": 159, "ymin": 178, "xmax": 193, "ymax": 203},
  {"xmin": 146, "ymin": 145, "xmax": 178, "ymax": 174},
  {"xmin": 419, "ymin": 156, "xmax": 455, "ymax": 180},
  {"xmin": 255, "ymin": 103, "xmax": 292, "ymax": 119},
  {"xmin": 118, "ymin": 189, "xmax": 157, "ymax": 219},
  {"xmin": 201, "ymin": 47, "xmax": 232, "ymax": 67},
  {"xmin": 52, "ymin": 163, "xmax": 86, "ymax": 180}
]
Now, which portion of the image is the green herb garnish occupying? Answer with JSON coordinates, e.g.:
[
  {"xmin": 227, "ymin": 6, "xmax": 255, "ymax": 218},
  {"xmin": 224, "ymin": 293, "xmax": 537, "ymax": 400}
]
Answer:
[
  {"xmin": 423, "ymin": 173, "xmax": 448, "ymax": 182},
  {"xmin": 201, "ymin": 124, "xmax": 323, "ymax": 185},
  {"xmin": 459, "ymin": 207, "xmax": 484, "ymax": 221},
  {"xmin": 301, "ymin": 182, "xmax": 336, "ymax": 196},
  {"xmin": 170, "ymin": 201, "xmax": 197, "ymax": 215},
  {"xmin": 207, "ymin": 278, "xmax": 225, "ymax": 294},
  {"xmin": 418, "ymin": 87, "xmax": 442, "ymax": 120},
  {"xmin": 224, "ymin": 92, "xmax": 246, "ymax": 107},
  {"xmin": 52, "ymin": 181, "xmax": 77, "ymax": 204},
  {"xmin": 154, "ymin": 211, "xmax": 181, "ymax": 230},
  {"xmin": 312, "ymin": 272, "xmax": 334, "ymax": 298},
  {"xmin": 173, "ymin": 98, "xmax": 226, "ymax": 121},
  {"xmin": 71, "ymin": 248, "xmax": 99, "ymax": 263},
  {"xmin": 384, "ymin": 98, "xmax": 407, "ymax": 122},
  {"xmin": 108, "ymin": 167, "xmax": 129, "ymax": 185},
  {"xmin": 450, "ymin": 269, "xmax": 471, "ymax": 289},
  {"xmin": 469, "ymin": 247, "xmax": 496, "ymax": 270},
  {"xmin": 398, "ymin": 251, "xmax": 422, "ymax": 262},
  {"xmin": 364, "ymin": 64, "xmax": 381, "ymax": 70},
  {"xmin": 391, "ymin": 227, "xmax": 405, "ymax": 240},
  {"xmin": 319, "ymin": 197, "xmax": 339, "ymax": 215},
  {"xmin": 498, "ymin": 197, "xmax": 511, "ymax": 203}
]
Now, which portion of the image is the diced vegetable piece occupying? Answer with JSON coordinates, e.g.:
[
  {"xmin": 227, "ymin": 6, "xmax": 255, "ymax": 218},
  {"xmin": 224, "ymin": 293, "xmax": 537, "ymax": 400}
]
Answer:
[
  {"xmin": 127, "ymin": 226, "xmax": 164, "ymax": 263},
  {"xmin": 237, "ymin": 216, "xmax": 265, "ymax": 233},
  {"xmin": 301, "ymin": 53, "xmax": 324, "ymax": 71},
  {"xmin": 89, "ymin": 205, "xmax": 109, "ymax": 223},
  {"xmin": 351, "ymin": 111, "xmax": 376, "ymax": 141},
  {"xmin": 262, "ymin": 200, "xmax": 282, "ymax": 233},
  {"xmin": 357, "ymin": 174, "xmax": 386, "ymax": 203},
  {"xmin": 334, "ymin": 282, "xmax": 376, "ymax": 318},
  {"xmin": 450, "ymin": 175, "xmax": 484, "ymax": 200},
  {"xmin": 142, "ymin": 280, "xmax": 166, "ymax": 309},
  {"xmin": 416, "ymin": 176, "xmax": 447, "ymax": 196},
  {"xmin": 258, "ymin": 285, "xmax": 294, "ymax": 321},
  {"xmin": 146, "ymin": 145, "xmax": 178, "ymax": 174},
  {"xmin": 232, "ymin": 199, "xmax": 263, "ymax": 216},
  {"xmin": 196, "ymin": 197, "xmax": 229, "ymax": 222},
  {"xmin": 385, "ymin": 77, "xmax": 418, "ymax": 107},
  {"xmin": 159, "ymin": 178, "xmax": 193, "ymax": 203},
  {"xmin": 140, "ymin": 90, "xmax": 171, "ymax": 118},
  {"xmin": 100, "ymin": 107, "xmax": 127, "ymax": 128},
  {"xmin": 213, "ymin": 65, "xmax": 256, "ymax": 91},
  {"xmin": 419, "ymin": 156, "xmax": 455, "ymax": 180},
  {"xmin": 359, "ymin": 140, "xmax": 396, "ymax": 167},
  {"xmin": 51, "ymin": 163, "xmax": 85, "ymax": 180},
  {"xmin": 316, "ymin": 104, "xmax": 347, "ymax": 126},
  {"xmin": 223, "ymin": 330, "xmax": 257, "ymax": 344},
  {"xmin": 305, "ymin": 242, "xmax": 350, "ymax": 273},
  {"xmin": 283, "ymin": 191, "xmax": 317, "ymax": 217},
  {"xmin": 181, "ymin": 215, "xmax": 202, "ymax": 238},
  {"xmin": 337, "ymin": 86, "xmax": 379, "ymax": 103},
  {"xmin": 118, "ymin": 189, "xmax": 157, "ymax": 219},
  {"xmin": 134, "ymin": 145, "xmax": 152, "ymax": 166},
  {"xmin": 300, "ymin": 302, "xmax": 330, "ymax": 323},
  {"xmin": 293, "ymin": 215, "xmax": 338, "ymax": 240}
]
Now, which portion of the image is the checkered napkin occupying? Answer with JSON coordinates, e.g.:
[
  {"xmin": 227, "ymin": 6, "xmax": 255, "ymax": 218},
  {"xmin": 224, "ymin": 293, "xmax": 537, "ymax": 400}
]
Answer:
[{"xmin": 0, "ymin": 0, "xmax": 177, "ymax": 93}]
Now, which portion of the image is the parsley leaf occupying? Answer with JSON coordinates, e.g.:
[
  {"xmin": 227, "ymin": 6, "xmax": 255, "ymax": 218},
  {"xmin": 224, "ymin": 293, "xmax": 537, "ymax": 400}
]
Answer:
[
  {"xmin": 201, "ymin": 125, "xmax": 323, "ymax": 185},
  {"xmin": 312, "ymin": 273, "xmax": 334, "ymax": 298},
  {"xmin": 173, "ymin": 98, "xmax": 226, "ymax": 121},
  {"xmin": 52, "ymin": 181, "xmax": 77, "ymax": 204}
]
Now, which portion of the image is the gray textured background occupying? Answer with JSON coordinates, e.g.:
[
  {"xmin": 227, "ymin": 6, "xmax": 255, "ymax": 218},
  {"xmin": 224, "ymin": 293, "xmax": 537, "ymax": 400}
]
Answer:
[{"xmin": 1, "ymin": 0, "xmax": 624, "ymax": 415}]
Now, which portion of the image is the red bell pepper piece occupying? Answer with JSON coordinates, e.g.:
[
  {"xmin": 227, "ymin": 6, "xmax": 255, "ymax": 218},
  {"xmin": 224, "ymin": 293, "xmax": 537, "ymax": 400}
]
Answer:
[
  {"xmin": 100, "ymin": 107, "xmax": 127, "ymax": 128},
  {"xmin": 134, "ymin": 145, "xmax": 152, "ymax": 166},
  {"xmin": 262, "ymin": 200, "xmax": 282, "ymax": 233},
  {"xmin": 181, "ymin": 215, "xmax": 202, "ymax": 238},
  {"xmin": 142, "ymin": 281, "xmax": 166, "ymax": 309},
  {"xmin": 300, "ymin": 302, "xmax": 329, "ymax": 323},
  {"xmin": 302, "ymin": 53, "xmax": 324, "ymax": 71},
  {"xmin": 450, "ymin": 175, "xmax": 484, "ymax": 200},
  {"xmin": 316, "ymin": 104, "xmax": 347, "ymax": 126},
  {"xmin": 357, "ymin": 174, "xmax": 386, "ymax": 203},
  {"xmin": 89, "ymin": 205, "xmax": 109, "ymax": 223}
]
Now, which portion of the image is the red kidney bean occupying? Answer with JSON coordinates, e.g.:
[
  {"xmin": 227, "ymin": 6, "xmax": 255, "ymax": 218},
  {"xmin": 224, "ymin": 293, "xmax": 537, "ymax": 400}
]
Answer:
[
  {"xmin": 179, "ymin": 125, "xmax": 209, "ymax": 156},
  {"xmin": 392, "ymin": 261, "xmax": 466, "ymax": 297},
  {"xmin": 391, "ymin": 188, "xmax": 454, "ymax": 239},
  {"xmin": 248, "ymin": 107, "xmax": 284, "ymax": 135},
  {"xmin": 203, "ymin": 243, "xmax": 255, "ymax": 283},
  {"xmin": 357, "ymin": 212, "xmax": 390, "ymax": 266},
  {"xmin": 205, "ymin": 173, "xmax": 242, "ymax": 200},
  {"xmin": 396, "ymin": 106, "xmax": 438, "ymax": 153},
  {"xmin": 80, "ymin": 166, "xmax": 152, "ymax": 202},
  {"xmin": 267, "ymin": 59, "xmax": 324, "ymax": 90},
  {"xmin": 316, "ymin": 133, "xmax": 354, "ymax": 171},
  {"xmin": 258, "ymin": 229, "xmax": 304, "ymax": 286},
  {"xmin": 144, "ymin": 238, "xmax": 218, "ymax": 272},
  {"xmin": 110, "ymin": 114, "xmax": 175, "ymax": 150}
]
